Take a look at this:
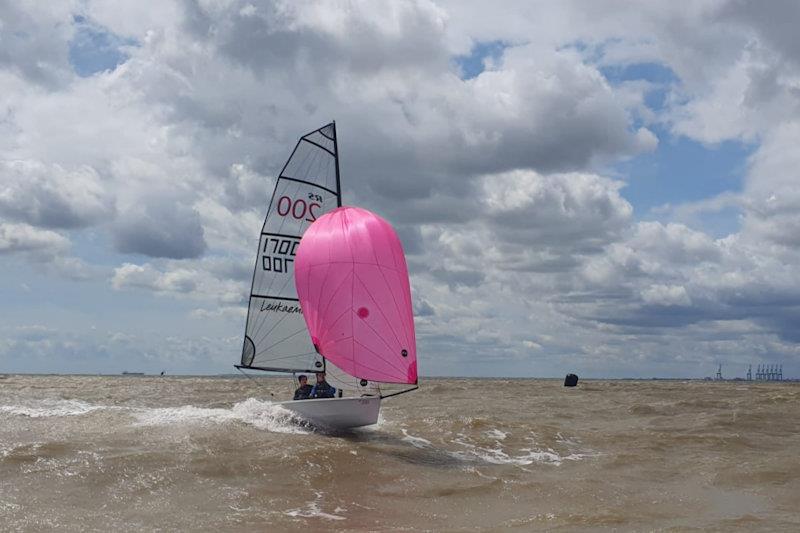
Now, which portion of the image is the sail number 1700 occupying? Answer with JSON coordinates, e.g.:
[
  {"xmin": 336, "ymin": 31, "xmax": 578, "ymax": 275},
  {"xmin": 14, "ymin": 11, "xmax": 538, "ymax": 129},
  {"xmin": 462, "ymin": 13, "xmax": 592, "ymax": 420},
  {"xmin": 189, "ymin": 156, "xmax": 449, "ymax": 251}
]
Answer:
[{"xmin": 262, "ymin": 237, "xmax": 299, "ymax": 273}]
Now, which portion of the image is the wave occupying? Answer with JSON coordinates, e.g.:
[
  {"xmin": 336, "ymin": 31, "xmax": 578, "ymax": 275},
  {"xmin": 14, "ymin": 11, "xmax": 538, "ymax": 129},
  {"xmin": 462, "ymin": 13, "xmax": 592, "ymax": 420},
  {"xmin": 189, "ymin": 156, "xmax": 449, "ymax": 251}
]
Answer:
[
  {"xmin": 132, "ymin": 398, "xmax": 312, "ymax": 434},
  {"xmin": 486, "ymin": 428, "xmax": 508, "ymax": 440},
  {"xmin": 0, "ymin": 397, "xmax": 311, "ymax": 435},
  {"xmin": 401, "ymin": 429, "xmax": 432, "ymax": 449},
  {"xmin": 451, "ymin": 444, "xmax": 593, "ymax": 466},
  {"xmin": 0, "ymin": 399, "xmax": 106, "ymax": 418},
  {"xmin": 283, "ymin": 491, "xmax": 346, "ymax": 521},
  {"xmin": 449, "ymin": 444, "xmax": 563, "ymax": 466},
  {"xmin": 450, "ymin": 432, "xmax": 594, "ymax": 466}
]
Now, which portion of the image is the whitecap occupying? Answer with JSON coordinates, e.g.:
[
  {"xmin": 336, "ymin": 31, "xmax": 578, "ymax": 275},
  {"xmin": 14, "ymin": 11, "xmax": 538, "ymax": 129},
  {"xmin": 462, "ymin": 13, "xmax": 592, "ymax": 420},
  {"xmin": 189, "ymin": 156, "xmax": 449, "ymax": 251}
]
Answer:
[
  {"xmin": 131, "ymin": 398, "xmax": 312, "ymax": 435},
  {"xmin": 1, "ymin": 396, "xmax": 314, "ymax": 435},
  {"xmin": 401, "ymin": 429, "xmax": 432, "ymax": 449},
  {"xmin": 0, "ymin": 399, "xmax": 106, "ymax": 418},
  {"xmin": 452, "ymin": 434, "xmax": 572, "ymax": 466},
  {"xmin": 486, "ymin": 429, "xmax": 508, "ymax": 440},
  {"xmin": 284, "ymin": 491, "xmax": 346, "ymax": 521}
]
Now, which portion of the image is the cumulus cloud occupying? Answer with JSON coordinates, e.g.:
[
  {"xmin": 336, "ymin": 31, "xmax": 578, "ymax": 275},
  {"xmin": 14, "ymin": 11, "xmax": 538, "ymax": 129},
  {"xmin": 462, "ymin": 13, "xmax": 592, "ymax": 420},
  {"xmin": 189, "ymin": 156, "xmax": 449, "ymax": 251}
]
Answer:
[
  {"xmin": 112, "ymin": 200, "xmax": 207, "ymax": 259},
  {"xmin": 641, "ymin": 284, "xmax": 692, "ymax": 307},
  {"xmin": 0, "ymin": 1, "xmax": 76, "ymax": 87},
  {"xmin": 112, "ymin": 262, "xmax": 198, "ymax": 293},
  {"xmin": 0, "ymin": 160, "xmax": 115, "ymax": 229},
  {"xmin": 483, "ymin": 170, "xmax": 633, "ymax": 252},
  {"xmin": 111, "ymin": 258, "xmax": 245, "ymax": 305},
  {"xmin": 0, "ymin": 222, "xmax": 69, "ymax": 255},
  {"xmin": 737, "ymin": 123, "xmax": 800, "ymax": 249},
  {"xmin": 74, "ymin": 0, "xmax": 656, "ymax": 227},
  {"xmin": 718, "ymin": 0, "xmax": 800, "ymax": 64}
]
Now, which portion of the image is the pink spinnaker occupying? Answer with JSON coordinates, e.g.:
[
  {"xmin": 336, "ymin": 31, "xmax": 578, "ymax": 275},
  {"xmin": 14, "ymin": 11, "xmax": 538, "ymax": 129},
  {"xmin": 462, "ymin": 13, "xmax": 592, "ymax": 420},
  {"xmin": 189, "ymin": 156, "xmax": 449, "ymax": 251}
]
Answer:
[{"xmin": 294, "ymin": 206, "xmax": 417, "ymax": 384}]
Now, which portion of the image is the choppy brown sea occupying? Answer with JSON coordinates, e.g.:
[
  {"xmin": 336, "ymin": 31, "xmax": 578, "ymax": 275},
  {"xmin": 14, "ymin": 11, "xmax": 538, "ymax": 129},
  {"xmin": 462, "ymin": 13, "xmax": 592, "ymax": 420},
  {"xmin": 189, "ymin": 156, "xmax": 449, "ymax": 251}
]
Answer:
[{"xmin": 1, "ymin": 375, "xmax": 799, "ymax": 531}]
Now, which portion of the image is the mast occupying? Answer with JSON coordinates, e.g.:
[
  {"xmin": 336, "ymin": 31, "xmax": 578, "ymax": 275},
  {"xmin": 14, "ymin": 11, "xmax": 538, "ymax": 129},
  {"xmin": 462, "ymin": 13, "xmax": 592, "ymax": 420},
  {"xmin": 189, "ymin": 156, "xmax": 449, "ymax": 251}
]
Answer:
[{"xmin": 333, "ymin": 121, "xmax": 342, "ymax": 209}]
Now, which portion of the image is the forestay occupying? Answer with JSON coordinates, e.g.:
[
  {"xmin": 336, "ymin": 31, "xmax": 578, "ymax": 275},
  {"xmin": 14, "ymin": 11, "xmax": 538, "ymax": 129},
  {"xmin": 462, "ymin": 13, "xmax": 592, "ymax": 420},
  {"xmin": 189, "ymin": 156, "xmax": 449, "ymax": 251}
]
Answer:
[{"xmin": 241, "ymin": 123, "xmax": 341, "ymax": 374}]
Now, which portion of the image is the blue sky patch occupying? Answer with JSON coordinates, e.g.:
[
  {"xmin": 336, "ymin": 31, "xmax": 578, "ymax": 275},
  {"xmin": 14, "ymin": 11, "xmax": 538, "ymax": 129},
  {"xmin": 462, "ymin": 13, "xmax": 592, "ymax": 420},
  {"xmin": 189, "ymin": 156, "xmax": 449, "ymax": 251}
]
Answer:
[
  {"xmin": 597, "ymin": 61, "xmax": 752, "ymax": 235},
  {"xmin": 600, "ymin": 62, "xmax": 678, "ymax": 110},
  {"xmin": 617, "ymin": 125, "xmax": 753, "ymax": 233},
  {"xmin": 454, "ymin": 40, "xmax": 509, "ymax": 80},
  {"xmin": 69, "ymin": 15, "xmax": 138, "ymax": 77}
]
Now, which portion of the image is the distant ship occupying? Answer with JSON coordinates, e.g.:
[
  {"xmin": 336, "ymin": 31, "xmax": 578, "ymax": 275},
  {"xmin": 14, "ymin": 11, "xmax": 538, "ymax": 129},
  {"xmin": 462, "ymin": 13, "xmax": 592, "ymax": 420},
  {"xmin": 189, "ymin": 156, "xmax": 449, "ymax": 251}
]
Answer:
[{"xmin": 121, "ymin": 371, "xmax": 144, "ymax": 376}]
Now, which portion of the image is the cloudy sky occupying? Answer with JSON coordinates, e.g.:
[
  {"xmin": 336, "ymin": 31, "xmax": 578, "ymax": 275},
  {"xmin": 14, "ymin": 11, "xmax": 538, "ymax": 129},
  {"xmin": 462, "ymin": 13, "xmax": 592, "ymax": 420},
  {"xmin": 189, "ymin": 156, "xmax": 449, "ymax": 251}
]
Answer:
[{"xmin": 2, "ymin": 0, "xmax": 799, "ymax": 378}]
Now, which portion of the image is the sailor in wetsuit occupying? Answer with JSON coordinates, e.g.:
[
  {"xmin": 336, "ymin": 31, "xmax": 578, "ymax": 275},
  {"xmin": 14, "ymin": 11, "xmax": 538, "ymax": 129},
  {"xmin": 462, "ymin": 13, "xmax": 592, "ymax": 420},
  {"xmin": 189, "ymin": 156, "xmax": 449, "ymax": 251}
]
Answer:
[
  {"xmin": 310, "ymin": 371, "xmax": 336, "ymax": 399},
  {"xmin": 293, "ymin": 375, "xmax": 313, "ymax": 400}
]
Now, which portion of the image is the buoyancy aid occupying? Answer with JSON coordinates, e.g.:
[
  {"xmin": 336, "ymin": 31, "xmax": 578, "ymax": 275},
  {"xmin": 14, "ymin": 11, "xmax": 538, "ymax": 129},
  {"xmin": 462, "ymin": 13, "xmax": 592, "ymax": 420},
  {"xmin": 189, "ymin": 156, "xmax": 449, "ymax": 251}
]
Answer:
[
  {"xmin": 293, "ymin": 383, "xmax": 313, "ymax": 400},
  {"xmin": 310, "ymin": 381, "xmax": 336, "ymax": 398}
]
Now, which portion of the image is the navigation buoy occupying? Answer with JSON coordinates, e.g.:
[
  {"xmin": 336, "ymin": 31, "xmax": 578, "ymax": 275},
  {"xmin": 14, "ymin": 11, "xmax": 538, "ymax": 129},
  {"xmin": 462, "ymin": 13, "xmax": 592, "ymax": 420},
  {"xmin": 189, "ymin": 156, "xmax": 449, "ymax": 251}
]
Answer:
[{"xmin": 564, "ymin": 373, "xmax": 579, "ymax": 387}]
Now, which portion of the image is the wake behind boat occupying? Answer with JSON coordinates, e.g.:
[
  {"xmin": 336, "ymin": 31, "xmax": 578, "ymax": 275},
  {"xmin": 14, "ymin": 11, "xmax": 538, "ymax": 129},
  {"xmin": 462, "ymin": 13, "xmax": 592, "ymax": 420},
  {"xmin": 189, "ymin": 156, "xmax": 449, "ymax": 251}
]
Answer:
[{"xmin": 236, "ymin": 122, "xmax": 418, "ymax": 429}]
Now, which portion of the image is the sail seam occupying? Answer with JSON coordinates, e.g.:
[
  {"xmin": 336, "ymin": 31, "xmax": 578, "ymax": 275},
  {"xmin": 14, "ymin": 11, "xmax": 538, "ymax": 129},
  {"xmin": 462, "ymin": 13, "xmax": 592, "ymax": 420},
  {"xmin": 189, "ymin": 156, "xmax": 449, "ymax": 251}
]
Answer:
[
  {"xmin": 315, "ymin": 269, "xmax": 353, "ymax": 336},
  {"xmin": 250, "ymin": 273, "xmax": 304, "ymax": 349},
  {"xmin": 318, "ymin": 305, "xmax": 354, "ymax": 347},
  {"xmin": 349, "ymin": 306, "xmax": 399, "ymax": 362},
  {"xmin": 236, "ymin": 364, "xmax": 319, "ymax": 374},
  {"xmin": 300, "ymin": 137, "xmax": 335, "ymax": 157},
  {"xmin": 374, "ymin": 265, "xmax": 413, "ymax": 352},
  {"xmin": 249, "ymin": 259, "xmax": 297, "ymax": 342},
  {"xmin": 252, "ymin": 350, "xmax": 319, "ymax": 363},
  {"xmin": 260, "ymin": 231, "xmax": 301, "ymax": 239},
  {"xmin": 317, "ymin": 126, "xmax": 335, "ymax": 141},
  {"xmin": 368, "ymin": 265, "xmax": 410, "ymax": 348},
  {"xmin": 276, "ymin": 176, "xmax": 339, "ymax": 198},
  {"xmin": 354, "ymin": 271, "xmax": 405, "ymax": 353},
  {"xmin": 352, "ymin": 340, "xmax": 411, "ymax": 381}
]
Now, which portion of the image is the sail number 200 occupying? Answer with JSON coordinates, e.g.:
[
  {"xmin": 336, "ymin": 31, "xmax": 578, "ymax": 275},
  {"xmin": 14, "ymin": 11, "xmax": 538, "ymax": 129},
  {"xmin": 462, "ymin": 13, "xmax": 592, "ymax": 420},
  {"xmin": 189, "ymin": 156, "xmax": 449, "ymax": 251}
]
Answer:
[{"xmin": 276, "ymin": 195, "xmax": 320, "ymax": 222}]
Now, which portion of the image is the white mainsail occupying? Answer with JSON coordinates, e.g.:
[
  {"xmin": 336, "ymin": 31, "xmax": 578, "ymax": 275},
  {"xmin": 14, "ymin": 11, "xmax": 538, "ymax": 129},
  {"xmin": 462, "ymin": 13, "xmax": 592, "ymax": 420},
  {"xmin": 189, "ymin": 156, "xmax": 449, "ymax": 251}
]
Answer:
[{"xmin": 241, "ymin": 123, "xmax": 340, "ymax": 374}]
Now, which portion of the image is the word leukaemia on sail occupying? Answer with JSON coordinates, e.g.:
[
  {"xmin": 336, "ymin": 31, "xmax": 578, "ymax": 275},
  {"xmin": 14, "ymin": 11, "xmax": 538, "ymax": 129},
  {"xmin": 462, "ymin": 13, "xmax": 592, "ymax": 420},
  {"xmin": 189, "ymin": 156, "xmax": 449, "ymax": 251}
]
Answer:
[{"xmin": 236, "ymin": 122, "xmax": 418, "ymax": 429}]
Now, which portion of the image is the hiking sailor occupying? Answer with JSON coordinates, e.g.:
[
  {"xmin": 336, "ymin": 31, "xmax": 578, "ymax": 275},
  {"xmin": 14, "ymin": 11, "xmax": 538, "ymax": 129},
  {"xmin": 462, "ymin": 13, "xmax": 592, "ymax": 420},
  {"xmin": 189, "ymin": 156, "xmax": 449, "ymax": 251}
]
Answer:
[
  {"xmin": 310, "ymin": 371, "xmax": 336, "ymax": 399},
  {"xmin": 293, "ymin": 375, "xmax": 313, "ymax": 400}
]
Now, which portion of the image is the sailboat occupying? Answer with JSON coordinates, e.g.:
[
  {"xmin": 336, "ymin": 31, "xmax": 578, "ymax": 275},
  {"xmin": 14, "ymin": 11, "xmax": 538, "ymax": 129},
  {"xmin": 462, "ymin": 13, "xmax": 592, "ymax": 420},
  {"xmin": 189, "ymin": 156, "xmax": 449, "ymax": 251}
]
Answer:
[{"xmin": 236, "ymin": 123, "xmax": 418, "ymax": 429}]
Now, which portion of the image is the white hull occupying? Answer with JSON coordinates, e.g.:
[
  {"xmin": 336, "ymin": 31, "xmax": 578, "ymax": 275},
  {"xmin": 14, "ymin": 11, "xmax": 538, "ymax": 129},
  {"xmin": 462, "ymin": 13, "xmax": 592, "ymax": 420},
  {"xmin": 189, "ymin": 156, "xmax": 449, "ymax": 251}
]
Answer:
[{"xmin": 279, "ymin": 396, "xmax": 381, "ymax": 429}]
